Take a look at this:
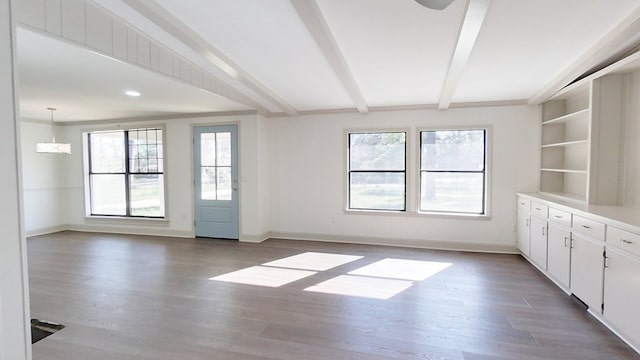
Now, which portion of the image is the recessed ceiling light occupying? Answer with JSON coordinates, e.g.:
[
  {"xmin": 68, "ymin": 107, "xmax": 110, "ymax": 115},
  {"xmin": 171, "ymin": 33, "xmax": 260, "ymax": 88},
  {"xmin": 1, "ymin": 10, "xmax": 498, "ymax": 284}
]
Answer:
[{"xmin": 125, "ymin": 90, "xmax": 141, "ymax": 97}]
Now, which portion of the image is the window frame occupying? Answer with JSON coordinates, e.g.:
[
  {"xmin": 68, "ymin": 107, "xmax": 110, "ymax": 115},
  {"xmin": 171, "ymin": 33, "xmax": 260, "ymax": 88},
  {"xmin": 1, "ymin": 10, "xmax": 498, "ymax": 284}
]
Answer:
[
  {"xmin": 345, "ymin": 129, "xmax": 408, "ymax": 213},
  {"xmin": 84, "ymin": 126, "xmax": 167, "ymax": 219},
  {"xmin": 417, "ymin": 126, "xmax": 490, "ymax": 216}
]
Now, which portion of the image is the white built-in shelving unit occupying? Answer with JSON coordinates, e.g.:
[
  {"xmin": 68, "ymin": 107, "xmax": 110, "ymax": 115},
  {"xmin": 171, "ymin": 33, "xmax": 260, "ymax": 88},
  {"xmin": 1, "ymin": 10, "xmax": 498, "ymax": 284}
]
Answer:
[
  {"xmin": 539, "ymin": 63, "xmax": 630, "ymax": 205},
  {"xmin": 540, "ymin": 82, "xmax": 591, "ymax": 203}
]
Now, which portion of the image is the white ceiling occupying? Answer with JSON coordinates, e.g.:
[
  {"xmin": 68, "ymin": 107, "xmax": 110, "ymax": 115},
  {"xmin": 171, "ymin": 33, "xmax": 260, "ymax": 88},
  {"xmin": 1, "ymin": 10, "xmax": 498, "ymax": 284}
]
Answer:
[{"xmin": 14, "ymin": 0, "xmax": 640, "ymax": 122}]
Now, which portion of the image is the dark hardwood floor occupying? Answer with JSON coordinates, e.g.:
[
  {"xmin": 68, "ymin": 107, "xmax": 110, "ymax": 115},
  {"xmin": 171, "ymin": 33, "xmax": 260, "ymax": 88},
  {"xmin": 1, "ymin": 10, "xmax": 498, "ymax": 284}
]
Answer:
[{"xmin": 27, "ymin": 231, "xmax": 639, "ymax": 360}]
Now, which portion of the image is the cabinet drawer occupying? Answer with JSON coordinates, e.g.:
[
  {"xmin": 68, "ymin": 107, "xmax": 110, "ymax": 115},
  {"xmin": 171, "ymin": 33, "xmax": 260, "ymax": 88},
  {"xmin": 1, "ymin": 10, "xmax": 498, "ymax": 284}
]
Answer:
[
  {"xmin": 572, "ymin": 215, "xmax": 605, "ymax": 241},
  {"xmin": 517, "ymin": 197, "xmax": 531, "ymax": 212},
  {"xmin": 607, "ymin": 227, "xmax": 640, "ymax": 257},
  {"xmin": 549, "ymin": 208, "xmax": 571, "ymax": 228},
  {"xmin": 531, "ymin": 202, "xmax": 548, "ymax": 218}
]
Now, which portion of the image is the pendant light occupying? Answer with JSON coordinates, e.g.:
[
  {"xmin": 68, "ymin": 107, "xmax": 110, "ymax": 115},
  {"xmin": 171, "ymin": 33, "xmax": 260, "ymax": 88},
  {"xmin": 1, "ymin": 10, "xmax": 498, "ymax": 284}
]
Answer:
[
  {"xmin": 415, "ymin": 0, "xmax": 455, "ymax": 10},
  {"xmin": 36, "ymin": 107, "xmax": 71, "ymax": 154}
]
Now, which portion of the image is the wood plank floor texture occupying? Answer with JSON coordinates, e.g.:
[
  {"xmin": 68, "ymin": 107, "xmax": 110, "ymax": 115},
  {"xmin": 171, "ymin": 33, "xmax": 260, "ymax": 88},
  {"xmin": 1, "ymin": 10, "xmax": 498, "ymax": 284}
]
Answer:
[{"xmin": 27, "ymin": 231, "xmax": 640, "ymax": 360}]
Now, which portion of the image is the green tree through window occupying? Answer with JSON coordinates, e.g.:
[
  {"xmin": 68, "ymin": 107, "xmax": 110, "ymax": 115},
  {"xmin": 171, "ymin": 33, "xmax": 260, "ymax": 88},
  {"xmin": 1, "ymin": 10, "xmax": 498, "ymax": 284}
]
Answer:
[{"xmin": 348, "ymin": 132, "xmax": 406, "ymax": 211}]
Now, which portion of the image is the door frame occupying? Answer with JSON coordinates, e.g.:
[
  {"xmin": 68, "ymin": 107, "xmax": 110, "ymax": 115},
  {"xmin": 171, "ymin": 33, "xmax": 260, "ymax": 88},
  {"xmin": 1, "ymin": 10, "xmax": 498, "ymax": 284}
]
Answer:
[{"xmin": 191, "ymin": 122, "xmax": 241, "ymax": 239}]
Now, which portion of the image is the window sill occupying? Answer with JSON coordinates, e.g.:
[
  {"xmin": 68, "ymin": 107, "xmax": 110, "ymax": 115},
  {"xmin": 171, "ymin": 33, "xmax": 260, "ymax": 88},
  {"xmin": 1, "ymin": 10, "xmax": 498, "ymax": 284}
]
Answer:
[{"xmin": 344, "ymin": 209, "xmax": 491, "ymax": 220}]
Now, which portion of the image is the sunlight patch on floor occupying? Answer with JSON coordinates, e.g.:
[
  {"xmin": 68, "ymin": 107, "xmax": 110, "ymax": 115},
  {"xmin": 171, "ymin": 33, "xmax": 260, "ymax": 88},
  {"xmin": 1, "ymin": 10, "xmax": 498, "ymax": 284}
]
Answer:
[
  {"xmin": 304, "ymin": 275, "xmax": 413, "ymax": 300},
  {"xmin": 262, "ymin": 252, "xmax": 363, "ymax": 271},
  {"xmin": 209, "ymin": 252, "xmax": 454, "ymax": 299},
  {"xmin": 209, "ymin": 266, "xmax": 316, "ymax": 287},
  {"xmin": 348, "ymin": 258, "xmax": 452, "ymax": 281}
]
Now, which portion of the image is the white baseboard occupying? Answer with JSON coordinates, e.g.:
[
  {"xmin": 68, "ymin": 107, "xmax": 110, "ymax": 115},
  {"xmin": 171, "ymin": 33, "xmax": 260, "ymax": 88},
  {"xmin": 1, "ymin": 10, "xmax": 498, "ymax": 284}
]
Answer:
[
  {"xmin": 26, "ymin": 226, "xmax": 516, "ymax": 254},
  {"xmin": 25, "ymin": 225, "xmax": 68, "ymax": 238},
  {"xmin": 68, "ymin": 224, "xmax": 193, "ymax": 238},
  {"xmin": 65, "ymin": 224, "xmax": 193, "ymax": 238},
  {"xmin": 240, "ymin": 232, "xmax": 270, "ymax": 243},
  {"xmin": 589, "ymin": 309, "xmax": 640, "ymax": 355},
  {"xmin": 266, "ymin": 231, "xmax": 518, "ymax": 253}
]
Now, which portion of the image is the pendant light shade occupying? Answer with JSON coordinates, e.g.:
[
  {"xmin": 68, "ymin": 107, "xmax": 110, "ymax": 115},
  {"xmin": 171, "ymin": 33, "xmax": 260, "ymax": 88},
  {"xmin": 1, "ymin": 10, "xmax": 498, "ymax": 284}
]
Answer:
[
  {"xmin": 415, "ymin": 0, "xmax": 455, "ymax": 10},
  {"xmin": 36, "ymin": 107, "xmax": 71, "ymax": 154}
]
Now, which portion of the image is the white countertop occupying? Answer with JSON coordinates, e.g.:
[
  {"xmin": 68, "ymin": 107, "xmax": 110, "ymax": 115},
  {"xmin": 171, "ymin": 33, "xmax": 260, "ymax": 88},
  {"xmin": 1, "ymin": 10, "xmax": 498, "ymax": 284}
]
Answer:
[{"xmin": 517, "ymin": 192, "xmax": 640, "ymax": 233}]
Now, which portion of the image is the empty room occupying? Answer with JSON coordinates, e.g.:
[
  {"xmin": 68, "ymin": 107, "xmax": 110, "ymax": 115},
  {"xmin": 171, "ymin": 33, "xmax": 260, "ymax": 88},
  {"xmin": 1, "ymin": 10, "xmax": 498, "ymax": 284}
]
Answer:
[{"xmin": 3, "ymin": 0, "xmax": 640, "ymax": 359}]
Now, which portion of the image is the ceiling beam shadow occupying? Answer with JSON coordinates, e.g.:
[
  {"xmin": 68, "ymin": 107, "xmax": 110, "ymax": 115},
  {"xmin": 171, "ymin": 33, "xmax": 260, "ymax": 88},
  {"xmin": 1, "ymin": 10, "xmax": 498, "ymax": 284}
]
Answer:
[
  {"xmin": 290, "ymin": 0, "xmax": 368, "ymax": 113},
  {"xmin": 121, "ymin": 0, "xmax": 299, "ymax": 115},
  {"xmin": 438, "ymin": 0, "xmax": 491, "ymax": 110}
]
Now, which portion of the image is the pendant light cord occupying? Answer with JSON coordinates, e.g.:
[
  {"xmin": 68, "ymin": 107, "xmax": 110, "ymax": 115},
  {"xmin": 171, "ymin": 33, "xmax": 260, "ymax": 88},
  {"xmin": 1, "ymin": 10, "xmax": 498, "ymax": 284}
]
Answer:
[{"xmin": 47, "ymin": 107, "xmax": 57, "ymax": 143}]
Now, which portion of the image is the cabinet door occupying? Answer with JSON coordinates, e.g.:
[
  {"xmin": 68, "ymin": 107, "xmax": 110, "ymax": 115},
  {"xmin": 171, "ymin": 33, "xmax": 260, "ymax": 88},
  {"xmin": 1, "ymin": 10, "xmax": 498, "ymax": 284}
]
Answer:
[
  {"xmin": 604, "ymin": 248, "xmax": 640, "ymax": 349},
  {"xmin": 570, "ymin": 233, "xmax": 604, "ymax": 312},
  {"xmin": 547, "ymin": 224, "xmax": 571, "ymax": 288},
  {"xmin": 517, "ymin": 212, "xmax": 530, "ymax": 256},
  {"xmin": 530, "ymin": 217, "xmax": 548, "ymax": 269}
]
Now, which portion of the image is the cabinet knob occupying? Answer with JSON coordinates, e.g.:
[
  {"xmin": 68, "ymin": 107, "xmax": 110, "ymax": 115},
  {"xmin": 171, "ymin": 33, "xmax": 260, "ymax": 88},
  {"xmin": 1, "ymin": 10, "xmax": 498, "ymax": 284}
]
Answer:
[
  {"xmin": 620, "ymin": 239, "xmax": 633, "ymax": 244},
  {"xmin": 581, "ymin": 225, "xmax": 591, "ymax": 229},
  {"xmin": 564, "ymin": 236, "xmax": 569, "ymax": 247},
  {"xmin": 554, "ymin": 215, "xmax": 563, "ymax": 218}
]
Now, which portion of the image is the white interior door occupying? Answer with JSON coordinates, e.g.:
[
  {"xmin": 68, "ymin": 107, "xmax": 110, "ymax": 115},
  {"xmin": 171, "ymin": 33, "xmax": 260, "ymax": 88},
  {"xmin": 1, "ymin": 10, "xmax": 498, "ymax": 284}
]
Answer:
[{"xmin": 194, "ymin": 125, "xmax": 239, "ymax": 239}]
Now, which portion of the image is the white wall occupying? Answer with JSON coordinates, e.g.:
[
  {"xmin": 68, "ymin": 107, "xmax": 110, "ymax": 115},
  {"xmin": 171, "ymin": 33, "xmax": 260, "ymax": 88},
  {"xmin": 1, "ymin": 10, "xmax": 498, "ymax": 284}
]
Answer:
[
  {"xmin": 624, "ymin": 70, "xmax": 640, "ymax": 208},
  {"xmin": 20, "ymin": 120, "xmax": 70, "ymax": 235},
  {"xmin": 268, "ymin": 105, "xmax": 540, "ymax": 252},
  {"xmin": 20, "ymin": 105, "xmax": 540, "ymax": 252},
  {"xmin": 1, "ymin": 0, "xmax": 30, "ymax": 357}
]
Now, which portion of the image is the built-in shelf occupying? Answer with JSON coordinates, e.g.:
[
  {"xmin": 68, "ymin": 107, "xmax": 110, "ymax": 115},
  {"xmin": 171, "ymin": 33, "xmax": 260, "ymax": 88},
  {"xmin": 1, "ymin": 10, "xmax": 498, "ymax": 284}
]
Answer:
[
  {"xmin": 541, "ymin": 168, "xmax": 588, "ymax": 174},
  {"xmin": 541, "ymin": 140, "xmax": 590, "ymax": 148},
  {"xmin": 538, "ymin": 191, "xmax": 587, "ymax": 203},
  {"xmin": 542, "ymin": 108, "xmax": 590, "ymax": 125},
  {"xmin": 538, "ymin": 55, "xmax": 629, "ymax": 206},
  {"xmin": 540, "ymin": 80, "xmax": 591, "ymax": 203}
]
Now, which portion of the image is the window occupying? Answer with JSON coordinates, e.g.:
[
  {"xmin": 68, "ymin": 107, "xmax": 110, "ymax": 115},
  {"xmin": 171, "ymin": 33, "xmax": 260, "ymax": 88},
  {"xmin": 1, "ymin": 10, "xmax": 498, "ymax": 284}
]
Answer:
[
  {"xmin": 348, "ymin": 132, "xmax": 406, "ymax": 211},
  {"xmin": 87, "ymin": 128, "xmax": 165, "ymax": 218},
  {"xmin": 419, "ymin": 129, "xmax": 486, "ymax": 214}
]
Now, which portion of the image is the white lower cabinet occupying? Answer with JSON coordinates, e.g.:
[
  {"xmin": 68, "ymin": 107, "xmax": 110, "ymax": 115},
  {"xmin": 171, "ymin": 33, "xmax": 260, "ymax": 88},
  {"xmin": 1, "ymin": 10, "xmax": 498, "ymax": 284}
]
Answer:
[
  {"xmin": 547, "ymin": 223, "xmax": 571, "ymax": 289},
  {"xmin": 517, "ymin": 211, "xmax": 530, "ymax": 256},
  {"xmin": 570, "ymin": 233, "xmax": 604, "ymax": 313},
  {"xmin": 517, "ymin": 196, "xmax": 531, "ymax": 256},
  {"xmin": 530, "ymin": 216, "xmax": 548, "ymax": 269},
  {"xmin": 517, "ymin": 193, "xmax": 640, "ymax": 353},
  {"xmin": 604, "ymin": 246, "xmax": 640, "ymax": 349}
]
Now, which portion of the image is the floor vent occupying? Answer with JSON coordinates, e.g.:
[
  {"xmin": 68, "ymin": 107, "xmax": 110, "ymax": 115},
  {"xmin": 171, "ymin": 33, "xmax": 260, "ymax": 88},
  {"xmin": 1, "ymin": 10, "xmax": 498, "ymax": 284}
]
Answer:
[{"xmin": 31, "ymin": 319, "xmax": 65, "ymax": 344}]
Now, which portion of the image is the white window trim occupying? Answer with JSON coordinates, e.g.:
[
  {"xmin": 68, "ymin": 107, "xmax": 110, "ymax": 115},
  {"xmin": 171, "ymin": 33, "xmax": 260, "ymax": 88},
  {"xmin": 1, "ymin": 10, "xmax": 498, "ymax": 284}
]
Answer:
[
  {"xmin": 416, "ymin": 125, "xmax": 492, "ymax": 218},
  {"xmin": 82, "ymin": 124, "xmax": 169, "ymax": 220},
  {"xmin": 343, "ymin": 126, "xmax": 491, "ymax": 219},
  {"xmin": 344, "ymin": 128, "xmax": 411, "ymax": 213}
]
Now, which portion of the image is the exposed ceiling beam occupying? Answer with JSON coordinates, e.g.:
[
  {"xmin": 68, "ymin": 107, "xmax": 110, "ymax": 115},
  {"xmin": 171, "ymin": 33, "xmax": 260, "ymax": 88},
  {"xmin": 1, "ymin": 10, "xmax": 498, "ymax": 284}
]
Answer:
[
  {"xmin": 121, "ymin": 0, "xmax": 299, "ymax": 115},
  {"xmin": 438, "ymin": 0, "xmax": 491, "ymax": 110},
  {"xmin": 289, "ymin": 0, "xmax": 368, "ymax": 113},
  {"xmin": 529, "ymin": 5, "xmax": 640, "ymax": 104}
]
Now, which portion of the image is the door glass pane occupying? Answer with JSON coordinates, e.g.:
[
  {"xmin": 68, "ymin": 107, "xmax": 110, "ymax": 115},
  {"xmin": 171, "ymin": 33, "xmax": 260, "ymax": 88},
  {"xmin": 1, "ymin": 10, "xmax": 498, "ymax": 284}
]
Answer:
[
  {"xmin": 349, "ymin": 172, "xmax": 405, "ymax": 211},
  {"xmin": 217, "ymin": 167, "xmax": 232, "ymax": 200},
  {"xmin": 421, "ymin": 130, "xmax": 485, "ymax": 171},
  {"xmin": 90, "ymin": 132, "xmax": 125, "ymax": 173},
  {"xmin": 201, "ymin": 134, "xmax": 216, "ymax": 166},
  {"xmin": 349, "ymin": 133, "xmax": 405, "ymax": 171},
  {"xmin": 420, "ymin": 172, "xmax": 484, "ymax": 213},
  {"xmin": 201, "ymin": 167, "xmax": 217, "ymax": 200},
  {"xmin": 217, "ymin": 132, "xmax": 231, "ymax": 166},
  {"xmin": 130, "ymin": 174, "xmax": 165, "ymax": 217},
  {"xmin": 90, "ymin": 174, "xmax": 126, "ymax": 215}
]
